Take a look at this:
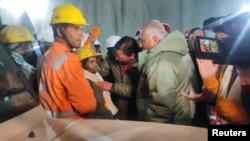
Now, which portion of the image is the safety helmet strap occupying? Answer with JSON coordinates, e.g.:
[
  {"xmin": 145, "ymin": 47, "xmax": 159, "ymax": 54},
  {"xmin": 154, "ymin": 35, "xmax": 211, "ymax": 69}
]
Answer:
[{"xmin": 57, "ymin": 24, "xmax": 74, "ymax": 50}]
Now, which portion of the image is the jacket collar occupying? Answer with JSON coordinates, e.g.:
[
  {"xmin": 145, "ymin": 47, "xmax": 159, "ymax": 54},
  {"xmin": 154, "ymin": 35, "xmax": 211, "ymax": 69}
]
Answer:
[{"xmin": 148, "ymin": 30, "xmax": 188, "ymax": 58}]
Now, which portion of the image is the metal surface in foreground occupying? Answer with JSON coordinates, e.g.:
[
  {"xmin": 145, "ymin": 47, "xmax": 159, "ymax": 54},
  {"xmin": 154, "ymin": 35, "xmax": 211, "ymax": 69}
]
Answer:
[{"xmin": 1, "ymin": 106, "xmax": 207, "ymax": 141}]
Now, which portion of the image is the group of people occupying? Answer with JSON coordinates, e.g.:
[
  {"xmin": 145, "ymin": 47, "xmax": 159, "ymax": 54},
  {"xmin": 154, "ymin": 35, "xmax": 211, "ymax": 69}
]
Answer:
[
  {"xmin": 0, "ymin": 3, "xmax": 250, "ymax": 127},
  {"xmin": 181, "ymin": 11, "xmax": 250, "ymax": 125}
]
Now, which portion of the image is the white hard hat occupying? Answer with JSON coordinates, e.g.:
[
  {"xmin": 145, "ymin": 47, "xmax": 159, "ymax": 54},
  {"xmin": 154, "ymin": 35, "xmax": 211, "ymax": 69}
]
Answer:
[
  {"xmin": 106, "ymin": 35, "xmax": 121, "ymax": 48},
  {"xmin": 36, "ymin": 25, "xmax": 54, "ymax": 43},
  {"xmin": 94, "ymin": 39, "xmax": 101, "ymax": 45}
]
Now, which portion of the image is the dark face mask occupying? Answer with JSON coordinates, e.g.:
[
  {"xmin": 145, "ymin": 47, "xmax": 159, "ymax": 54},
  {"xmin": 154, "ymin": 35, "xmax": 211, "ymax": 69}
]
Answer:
[{"xmin": 240, "ymin": 86, "xmax": 250, "ymax": 116}]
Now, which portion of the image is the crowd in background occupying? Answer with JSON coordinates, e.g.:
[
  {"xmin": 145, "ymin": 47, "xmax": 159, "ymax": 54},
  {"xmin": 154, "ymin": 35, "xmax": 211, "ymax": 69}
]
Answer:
[{"xmin": 0, "ymin": 3, "xmax": 250, "ymax": 128}]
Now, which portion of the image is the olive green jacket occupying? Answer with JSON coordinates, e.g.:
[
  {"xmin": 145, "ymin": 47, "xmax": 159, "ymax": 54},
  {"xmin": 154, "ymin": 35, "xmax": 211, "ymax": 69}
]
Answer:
[
  {"xmin": 98, "ymin": 55, "xmax": 139, "ymax": 120},
  {"xmin": 137, "ymin": 30, "xmax": 191, "ymax": 125}
]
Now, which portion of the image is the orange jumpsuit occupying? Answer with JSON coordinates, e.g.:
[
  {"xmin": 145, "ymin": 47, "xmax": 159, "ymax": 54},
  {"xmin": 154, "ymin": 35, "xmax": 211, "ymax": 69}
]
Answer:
[
  {"xmin": 38, "ymin": 42, "xmax": 96, "ymax": 119},
  {"xmin": 203, "ymin": 67, "xmax": 250, "ymax": 124}
]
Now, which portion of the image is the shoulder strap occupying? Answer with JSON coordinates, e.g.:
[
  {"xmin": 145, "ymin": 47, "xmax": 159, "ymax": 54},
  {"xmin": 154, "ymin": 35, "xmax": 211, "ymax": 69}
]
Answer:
[{"xmin": 226, "ymin": 66, "xmax": 238, "ymax": 97}]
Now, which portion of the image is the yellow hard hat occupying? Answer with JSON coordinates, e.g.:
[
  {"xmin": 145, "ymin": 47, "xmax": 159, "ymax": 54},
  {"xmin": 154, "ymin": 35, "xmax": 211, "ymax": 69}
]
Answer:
[
  {"xmin": 0, "ymin": 25, "xmax": 34, "ymax": 44},
  {"xmin": 75, "ymin": 47, "xmax": 101, "ymax": 61},
  {"xmin": 50, "ymin": 4, "xmax": 88, "ymax": 25}
]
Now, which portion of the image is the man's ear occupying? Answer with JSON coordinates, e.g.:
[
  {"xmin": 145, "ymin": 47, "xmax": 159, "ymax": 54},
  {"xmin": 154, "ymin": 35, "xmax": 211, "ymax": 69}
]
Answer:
[
  {"xmin": 152, "ymin": 35, "xmax": 160, "ymax": 44},
  {"xmin": 56, "ymin": 28, "xmax": 62, "ymax": 38}
]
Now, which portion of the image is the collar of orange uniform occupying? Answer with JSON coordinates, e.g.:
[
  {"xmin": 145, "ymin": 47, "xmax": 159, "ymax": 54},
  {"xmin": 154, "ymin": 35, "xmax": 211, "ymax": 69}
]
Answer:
[{"xmin": 52, "ymin": 41, "xmax": 72, "ymax": 52}]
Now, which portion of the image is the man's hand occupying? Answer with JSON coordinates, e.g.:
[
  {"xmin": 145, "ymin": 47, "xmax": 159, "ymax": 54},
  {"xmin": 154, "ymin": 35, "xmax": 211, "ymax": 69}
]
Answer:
[
  {"xmin": 216, "ymin": 32, "xmax": 229, "ymax": 40},
  {"xmin": 181, "ymin": 89, "xmax": 215, "ymax": 102},
  {"xmin": 183, "ymin": 28, "xmax": 191, "ymax": 38},
  {"xmin": 196, "ymin": 58, "xmax": 219, "ymax": 78},
  {"xmin": 96, "ymin": 81, "xmax": 113, "ymax": 91}
]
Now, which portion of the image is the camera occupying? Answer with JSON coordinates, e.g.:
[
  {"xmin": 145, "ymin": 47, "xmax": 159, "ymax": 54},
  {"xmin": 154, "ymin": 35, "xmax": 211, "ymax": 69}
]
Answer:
[
  {"xmin": 194, "ymin": 32, "xmax": 250, "ymax": 66},
  {"xmin": 195, "ymin": 11, "xmax": 250, "ymax": 66},
  {"xmin": 194, "ymin": 36, "xmax": 221, "ymax": 60}
]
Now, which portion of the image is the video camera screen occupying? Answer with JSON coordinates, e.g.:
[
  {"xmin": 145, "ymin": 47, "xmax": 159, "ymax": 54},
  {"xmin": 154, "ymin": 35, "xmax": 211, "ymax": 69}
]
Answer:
[
  {"xmin": 194, "ymin": 36, "xmax": 221, "ymax": 59},
  {"xmin": 196, "ymin": 11, "xmax": 250, "ymax": 66},
  {"xmin": 194, "ymin": 33, "xmax": 250, "ymax": 66}
]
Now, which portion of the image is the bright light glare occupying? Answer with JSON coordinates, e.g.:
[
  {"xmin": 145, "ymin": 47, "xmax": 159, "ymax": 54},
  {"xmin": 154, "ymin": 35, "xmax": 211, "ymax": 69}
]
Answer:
[
  {"xmin": 0, "ymin": 0, "xmax": 24, "ymax": 18},
  {"xmin": 240, "ymin": 3, "xmax": 250, "ymax": 12},
  {"xmin": 25, "ymin": 0, "xmax": 48, "ymax": 20},
  {"xmin": 0, "ymin": 0, "xmax": 47, "ymax": 19}
]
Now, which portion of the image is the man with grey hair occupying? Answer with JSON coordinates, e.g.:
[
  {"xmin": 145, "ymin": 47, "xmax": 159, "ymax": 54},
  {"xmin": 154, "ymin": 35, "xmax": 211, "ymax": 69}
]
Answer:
[{"xmin": 136, "ymin": 20, "xmax": 191, "ymax": 125}]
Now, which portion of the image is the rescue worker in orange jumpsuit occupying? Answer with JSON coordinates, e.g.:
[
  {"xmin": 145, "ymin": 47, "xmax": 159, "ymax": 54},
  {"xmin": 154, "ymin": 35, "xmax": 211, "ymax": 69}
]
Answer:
[{"xmin": 38, "ymin": 4, "xmax": 96, "ymax": 119}]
